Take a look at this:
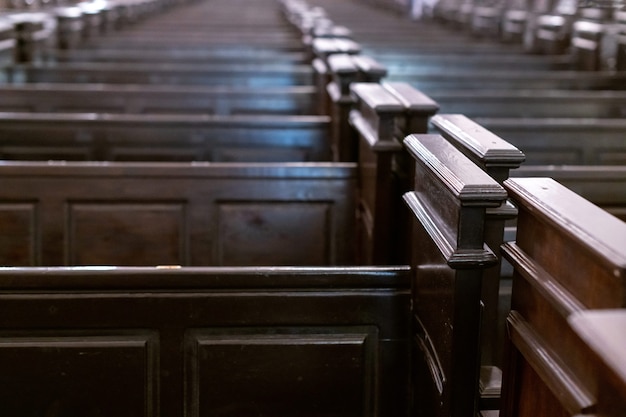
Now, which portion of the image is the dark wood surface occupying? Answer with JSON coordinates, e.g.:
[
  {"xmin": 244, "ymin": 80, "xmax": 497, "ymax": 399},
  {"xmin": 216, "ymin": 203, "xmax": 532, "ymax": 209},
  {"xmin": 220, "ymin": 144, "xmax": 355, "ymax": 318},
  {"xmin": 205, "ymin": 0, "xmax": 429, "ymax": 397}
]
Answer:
[
  {"xmin": 403, "ymin": 133, "xmax": 507, "ymax": 417},
  {"xmin": 0, "ymin": 265, "xmax": 411, "ymax": 417},
  {"xmin": 0, "ymin": 161, "xmax": 357, "ymax": 266},
  {"xmin": 500, "ymin": 177, "xmax": 626, "ymax": 417},
  {"xmin": 0, "ymin": 112, "xmax": 331, "ymax": 162},
  {"xmin": 5, "ymin": 62, "xmax": 315, "ymax": 86},
  {"xmin": 0, "ymin": 84, "xmax": 319, "ymax": 115}
]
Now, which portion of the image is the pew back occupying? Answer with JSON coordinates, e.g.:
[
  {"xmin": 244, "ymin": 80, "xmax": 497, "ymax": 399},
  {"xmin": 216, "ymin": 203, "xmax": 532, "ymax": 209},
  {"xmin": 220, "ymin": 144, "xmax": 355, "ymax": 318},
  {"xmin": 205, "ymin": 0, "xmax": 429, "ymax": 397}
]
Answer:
[
  {"xmin": 0, "ymin": 113, "xmax": 331, "ymax": 162},
  {"xmin": 0, "ymin": 162, "xmax": 356, "ymax": 266},
  {"xmin": 0, "ymin": 265, "xmax": 411, "ymax": 417},
  {"xmin": 500, "ymin": 177, "xmax": 626, "ymax": 417}
]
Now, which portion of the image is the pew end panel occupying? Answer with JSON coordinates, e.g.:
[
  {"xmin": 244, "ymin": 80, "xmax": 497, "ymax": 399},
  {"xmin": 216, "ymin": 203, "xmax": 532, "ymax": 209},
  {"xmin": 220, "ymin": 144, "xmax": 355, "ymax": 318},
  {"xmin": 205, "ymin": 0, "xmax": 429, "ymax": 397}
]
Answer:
[
  {"xmin": 500, "ymin": 177, "xmax": 626, "ymax": 417},
  {"xmin": 430, "ymin": 113, "xmax": 526, "ymax": 400},
  {"xmin": 349, "ymin": 82, "xmax": 439, "ymax": 265},
  {"xmin": 349, "ymin": 82, "xmax": 404, "ymax": 265},
  {"xmin": 0, "ymin": 265, "xmax": 412, "ymax": 417},
  {"xmin": 0, "ymin": 162, "xmax": 357, "ymax": 266},
  {"xmin": 403, "ymin": 134, "xmax": 507, "ymax": 417}
]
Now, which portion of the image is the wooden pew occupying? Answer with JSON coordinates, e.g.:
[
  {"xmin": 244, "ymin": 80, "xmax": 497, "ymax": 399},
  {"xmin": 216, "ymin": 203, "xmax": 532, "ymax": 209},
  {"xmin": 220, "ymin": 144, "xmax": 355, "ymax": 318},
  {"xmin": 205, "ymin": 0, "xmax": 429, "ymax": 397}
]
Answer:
[
  {"xmin": 4, "ymin": 62, "xmax": 314, "ymax": 86},
  {"xmin": 512, "ymin": 165, "xmax": 626, "ymax": 222},
  {"xmin": 349, "ymin": 82, "xmax": 439, "ymax": 263},
  {"xmin": 385, "ymin": 69, "xmax": 626, "ymax": 91},
  {"xmin": 500, "ymin": 176, "xmax": 626, "ymax": 417},
  {"xmin": 429, "ymin": 113, "xmax": 525, "ymax": 380},
  {"xmin": 0, "ymin": 84, "xmax": 319, "ymax": 115},
  {"xmin": 0, "ymin": 161, "xmax": 356, "ymax": 266},
  {"xmin": 567, "ymin": 309, "xmax": 626, "ymax": 417},
  {"xmin": 423, "ymin": 90, "xmax": 626, "ymax": 119},
  {"xmin": 473, "ymin": 117, "xmax": 626, "ymax": 165},
  {"xmin": 429, "ymin": 114, "xmax": 626, "ymax": 415},
  {"xmin": 0, "ymin": 110, "xmax": 505, "ymax": 417},
  {"xmin": 50, "ymin": 47, "xmax": 311, "ymax": 65},
  {"xmin": 429, "ymin": 114, "xmax": 626, "ymax": 222},
  {"xmin": 0, "ymin": 265, "xmax": 412, "ymax": 417},
  {"xmin": 402, "ymin": 133, "xmax": 508, "ymax": 417},
  {"xmin": 0, "ymin": 112, "xmax": 331, "ymax": 162}
]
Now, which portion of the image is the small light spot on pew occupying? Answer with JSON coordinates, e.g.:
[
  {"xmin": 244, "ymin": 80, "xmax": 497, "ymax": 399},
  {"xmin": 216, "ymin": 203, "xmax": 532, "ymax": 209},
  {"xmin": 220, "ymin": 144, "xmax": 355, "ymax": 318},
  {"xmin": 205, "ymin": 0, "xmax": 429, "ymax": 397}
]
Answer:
[{"xmin": 156, "ymin": 265, "xmax": 182, "ymax": 269}]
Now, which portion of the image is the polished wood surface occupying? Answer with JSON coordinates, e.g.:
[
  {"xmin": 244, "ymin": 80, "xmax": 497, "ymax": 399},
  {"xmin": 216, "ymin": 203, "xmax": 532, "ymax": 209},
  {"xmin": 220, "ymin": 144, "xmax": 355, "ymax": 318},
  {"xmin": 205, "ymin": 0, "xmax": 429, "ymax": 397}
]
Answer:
[
  {"xmin": 501, "ymin": 177, "xmax": 626, "ymax": 417},
  {"xmin": 0, "ymin": 162, "xmax": 357, "ymax": 266},
  {"xmin": 0, "ymin": 266, "xmax": 411, "ymax": 417}
]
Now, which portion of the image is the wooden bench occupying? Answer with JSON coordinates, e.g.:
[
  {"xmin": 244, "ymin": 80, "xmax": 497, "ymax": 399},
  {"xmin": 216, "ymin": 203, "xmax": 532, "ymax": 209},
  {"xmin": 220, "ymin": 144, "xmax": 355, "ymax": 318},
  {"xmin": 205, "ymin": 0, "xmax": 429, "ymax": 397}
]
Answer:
[
  {"xmin": 0, "ymin": 265, "xmax": 412, "ymax": 417},
  {"xmin": 4, "ymin": 62, "xmax": 315, "ymax": 86},
  {"xmin": 0, "ymin": 161, "xmax": 356, "ymax": 266},
  {"xmin": 0, "ymin": 84, "xmax": 319, "ymax": 115},
  {"xmin": 567, "ymin": 309, "xmax": 626, "ymax": 417},
  {"xmin": 51, "ymin": 47, "xmax": 311, "ymax": 65},
  {"xmin": 375, "ymin": 52, "xmax": 574, "ymax": 73},
  {"xmin": 386, "ymin": 69, "xmax": 626, "ymax": 91},
  {"xmin": 424, "ymin": 90, "xmax": 626, "ymax": 119},
  {"xmin": 0, "ymin": 108, "xmax": 506, "ymax": 417},
  {"xmin": 429, "ymin": 114, "xmax": 626, "ymax": 221},
  {"xmin": 512, "ymin": 165, "xmax": 626, "ymax": 222},
  {"xmin": 402, "ymin": 133, "xmax": 507, "ymax": 417},
  {"xmin": 500, "ymin": 176, "xmax": 626, "ymax": 417},
  {"xmin": 0, "ymin": 112, "xmax": 331, "ymax": 162},
  {"xmin": 473, "ymin": 117, "xmax": 626, "ymax": 165},
  {"xmin": 429, "ymin": 114, "xmax": 626, "ymax": 414}
]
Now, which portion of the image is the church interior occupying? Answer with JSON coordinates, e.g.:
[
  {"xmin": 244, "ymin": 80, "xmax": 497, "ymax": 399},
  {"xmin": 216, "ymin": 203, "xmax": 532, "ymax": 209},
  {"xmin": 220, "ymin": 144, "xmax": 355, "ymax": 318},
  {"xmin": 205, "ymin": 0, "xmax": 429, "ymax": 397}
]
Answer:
[{"xmin": 0, "ymin": 0, "xmax": 624, "ymax": 415}]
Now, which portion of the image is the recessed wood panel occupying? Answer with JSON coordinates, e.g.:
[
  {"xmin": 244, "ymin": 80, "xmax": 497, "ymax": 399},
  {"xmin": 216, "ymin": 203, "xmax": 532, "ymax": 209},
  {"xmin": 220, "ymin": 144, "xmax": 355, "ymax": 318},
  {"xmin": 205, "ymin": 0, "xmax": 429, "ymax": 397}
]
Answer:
[
  {"xmin": 185, "ymin": 327, "xmax": 377, "ymax": 417},
  {"xmin": 67, "ymin": 202, "xmax": 187, "ymax": 266},
  {"xmin": 0, "ymin": 332, "xmax": 158, "ymax": 417},
  {"xmin": 0, "ymin": 202, "xmax": 37, "ymax": 266},
  {"xmin": 217, "ymin": 202, "xmax": 331, "ymax": 265}
]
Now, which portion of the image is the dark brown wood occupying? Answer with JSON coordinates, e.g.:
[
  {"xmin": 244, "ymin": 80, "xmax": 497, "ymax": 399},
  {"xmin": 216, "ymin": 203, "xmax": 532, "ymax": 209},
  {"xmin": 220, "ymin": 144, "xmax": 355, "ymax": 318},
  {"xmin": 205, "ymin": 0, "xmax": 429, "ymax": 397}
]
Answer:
[
  {"xmin": 512, "ymin": 165, "xmax": 626, "ymax": 221},
  {"xmin": 500, "ymin": 177, "xmax": 626, "ymax": 417},
  {"xmin": 0, "ymin": 265, "xmax": 411, "ymax": 417},
  {"xmin": 386, "ymin": 70, "xmax": 626, "ymax": 91},
  {"xmin": 0, "ymin": 162, "xmax": 357, "ymax": 266},
  {"xmin": 568, "ymin": 310, "xmax": 626, "ymax": 417},
  {"xmin": 424, "ymin": 90, "xmax": 626, "ymax": 119},
  {"xmin": 5, "ymin": 62, "xmax": 314, "ymax": 86},
  {"xmin": 403, "ymin": 134, "xmax": 507, "ymax": 417},
  {"xmin": 0, "ymin": 84, "xmax": 319, "ymax": 115},
  {"xmin": 473, "ymin": 117, "xmax": 626, "ymax": 165},
  {"xmin": 0, "ymin": 112, "xmax": 331, "ymax": 162},
  {"xmin": 349, "ymin": 82, "xmax": 404, "ymax": 265},
  {"xmin": 431, "ymin": 114, "xmax": 525, "ymax": 400},
  {"xmin": 349, "ymin": 82, "xmax": 439, "ymax": 264}
]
